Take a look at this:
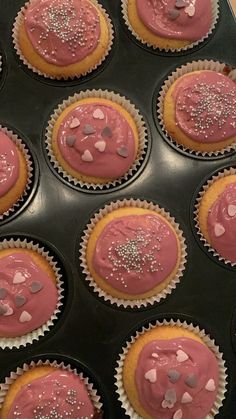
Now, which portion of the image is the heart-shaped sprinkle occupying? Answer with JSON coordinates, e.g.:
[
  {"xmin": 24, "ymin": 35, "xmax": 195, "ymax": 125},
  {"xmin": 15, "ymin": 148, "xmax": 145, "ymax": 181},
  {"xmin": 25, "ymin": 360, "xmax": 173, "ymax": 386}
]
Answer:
[
  {"xmin": 144, "ymin": 369, "xmax": 157, "ymax": 383},
  {"xmin": 168, "ymin": 369, "xmax": 181, "ymax": 383},
  {"xmin": 30, "ymin": 281, "xmax": 43, "ymax": 294},
  {"xmin": 69, "ymin": 118, "xmax": 80, "ymax": 129},
  {"xmin": 93, "ymin": 108, "xmax": 105, "ymax": 120},
  {"xmin": 83, "ymin": 124, "xmax": 95, "ymax": 135},
  {"xmin": 117, "ymin": 146, "xmax": 128, "ymax": 158},
  {"xmin": 185, "ymin": 4, "xmax": 195, "ymax": 16},
  {"xmin": 185, "ymin": 373, "xmax": 198, "ymax": 388},
  {"xmin": 0, "ymin": 288, "xmax": 7, "ymax": 299},
  {"xmin": 4, "ymin": 306, "xmax": 13, "ymax": 316},
  {"xmin": 81, "ymin": 149, "xmax": 93, "ymax": 162},
  {"xmin": 176, "ymin": 349, "xmax": 189, "ymax": 363},
  {"xmin": 228, "ymin": 204, "xmax": 236, "ymax": 217},
  {"xmin": 175, "ymin": 0, "xmax": 187, "ymax": 7},
  {"xmin": 205, "ymin": 378, "xmax": 216, "ymax": 392},
  {"xmin": 151, "ymin": 352, "xmax": 159, "ymax": 358},
  {"xmin": 214, "ymin": 223, "xmax": 225, "ymax": 237},
  {"xmin": 173, "ymin": 409, "xmax": 183, "ymax": 419},
  {"xmin": 0, "ymin": 305, "xmax": 7, "ymax": 315},
  {"xmin": 101, "ymin": 126, "xmax": 112, "ymax": 138},
  {"xmin": 94, "ymin": 140, "xmax": 106, "ymax": 152},
  {"xmin": 13, "ymin": 272, "xmax": 25, "ymax": 284},
  {"xmin": 168, "ymin": 8, "xmax": 180, "ymax": 20},
  {"xmin": 181, "ymin": 392, "xmax": 193, "ymax": 404},
  {"xmin": 66, "ymin": 135, "xmax": 76, "ymax": 147},
  {"xmin": 19, "ymin": 311, "xmax": 32, "ymax": 323},
  {"xmin": 15, "ymin": 295, "xmax": 27, "ymax": 307},
  {"xmin": 165, "ymin": 389, "xmax": 177, "ymax": 404}
]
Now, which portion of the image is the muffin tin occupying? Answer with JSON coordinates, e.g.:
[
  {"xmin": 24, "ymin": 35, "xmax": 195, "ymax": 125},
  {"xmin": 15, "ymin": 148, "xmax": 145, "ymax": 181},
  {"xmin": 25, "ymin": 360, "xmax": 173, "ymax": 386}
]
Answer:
[{"xmin": 0, "ymin": 0, "xmax": 236, "ymax": 417}]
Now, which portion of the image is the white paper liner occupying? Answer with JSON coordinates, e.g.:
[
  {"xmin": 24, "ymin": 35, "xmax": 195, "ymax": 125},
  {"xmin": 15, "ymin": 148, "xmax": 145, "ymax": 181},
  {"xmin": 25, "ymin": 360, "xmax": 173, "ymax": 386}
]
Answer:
[
  {"xmin": 80, "ymin": 198, "xmax": 187, "ymax": 308},
  {"xmin": 121, "ymin": 0, "xmax": 219, "ymax": 53},
  {"xmin": 0, "ymin": 55, "xmax": 2, "ymax": 74},
  {"xmin": 0, "ymin": 125, "xmax": 33, "ymax": 221},
  {"xmin": 12, "ymin": 0, "xmax": 114, "ymax": 80},
  {"xmin": 46, "ymin": 90, "xmax": 148, "ymax": 190},
  {"xmin": 194, "ymin": 166, "xmax": 236, "ymax": 267},
  {"xmin": 157, "ymin": 59, "xmax": 236, "ymax": 157},
  {"xmin": 0, "ymin": 238, "xmax": 64, "ymax": 350},
  {"xmin": 115, "ymin": 318, "xmax": 227, "ymax": 419},
  {"xmin": 0, "ymin": 359, "xmax": 102, "ymax": 412}
]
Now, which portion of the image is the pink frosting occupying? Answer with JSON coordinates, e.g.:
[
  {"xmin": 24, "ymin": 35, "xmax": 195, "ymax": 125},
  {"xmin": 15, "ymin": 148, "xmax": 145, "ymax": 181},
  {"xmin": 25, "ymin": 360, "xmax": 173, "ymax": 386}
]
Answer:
[
  {"xmin": 7, "ymin": 369, "xmax": 97, "ymax": 419},
  {"xmin": 173, "ymin": 71, "xmax": 236, "ymax": 143},
  {"xmin": 0, "ymin": 131, "xmax": 19, "ymax": 199},
  {"xmin": 136, "ymin": 0, "xmax": 211, "ymax": 41},
  {"xmin": 92, "ymin": 214, "xmax": 178, "ymax": 294},
  {"xmin": 0, "ymin": 252, "xmax": 58, "ymax": 337},
  {"xmin": 57, "ymin": 103, "xmax": 136, "ymax": 179},
  {"xmin": 207, "ymin": 181, "xmax": 236, "ymax": 263},
  {"xmin": 24, "ymin": 0, "xmax": 100, "ymax": 66},
  {"xmin": 135, "ymin": 337, "xmax": 219, "ymax": 419}
]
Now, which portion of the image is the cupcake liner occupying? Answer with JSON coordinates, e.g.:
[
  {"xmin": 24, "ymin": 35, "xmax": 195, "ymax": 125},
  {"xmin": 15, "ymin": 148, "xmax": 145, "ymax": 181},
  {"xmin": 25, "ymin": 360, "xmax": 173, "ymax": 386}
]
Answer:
[
  {"xmin": 0, "ymin": 238, "xmax": 64, "ymax": 350},
  {"xmin": 80, "ymin": 198, "xmax": 187, "ymax": 308},
  {"xmin": 0, "ymin": 125, "xmax": 33, "ymax": 221},
  {"xmin": 121, "ymin": 0, "xmax": 219, "ymax": 53},
  {"xmin": 194, "ymin": 166, "xmax": 236, "ymax": 267},
  {"xmin": 157, "ymin": 59, "xmax": 236, "ymax": 157},
  {"xmin": 46, "ymin": 90, "xmax": 148, "ymax": 190},
  {"xmin": 12, "ymin": 0, "xmax": 114, "ymax": 80},
  {"xmin": 115, "ymin": 318, "xmax": 227, "ymax": 418},
  {"xmin": 0, "ymin": 359, "xmax": 102, "ymax": 412}
]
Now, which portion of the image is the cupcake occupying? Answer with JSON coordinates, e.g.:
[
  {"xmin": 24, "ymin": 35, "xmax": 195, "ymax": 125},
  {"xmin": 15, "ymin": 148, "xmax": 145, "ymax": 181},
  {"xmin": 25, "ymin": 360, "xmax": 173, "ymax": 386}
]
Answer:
[
  {"xmin": 116, "ymin": 320, "xmax": 226, "ymax": 418},
  {"xmin": 80, "ymin": 199, "xmax": 187, "ymax": 307},
  {"xmin": 197, "ymin": 169, "xmax": 236, "ymax": 265},
  {"xmin": 0, "ymin": 362, "xmax": 102, "ymax": 418},
  {"xmin": 162, "ymin": 69, "xmax": 236, "ymax": 154},
  {"xmin": 46, "ymin": 91, "xmax": 147, "ymax": 188},
  {"xmin": 0, "ymin": 239, "xmax": 63, "ymax": 349},
  {"xmin": 0, "ymin": 128, "xmax": 29, "ymax": 217},
  {"xmin": 13, "ymin": 0, "xmax": 113, "ymax": 79},
  {"xmin": 122, "ymin": 0, "xmax": 217, "ymax": 51}
]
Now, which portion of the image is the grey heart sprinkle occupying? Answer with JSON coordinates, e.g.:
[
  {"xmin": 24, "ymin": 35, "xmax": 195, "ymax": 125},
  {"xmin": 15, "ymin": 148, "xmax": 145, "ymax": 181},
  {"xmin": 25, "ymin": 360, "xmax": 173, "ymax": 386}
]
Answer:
[
  {"xmin": 83, "ymin": 124, "xmax": 96, "ymax": 135},
  {"xmin": 0, "ymin": 288, "xmax": 7, "ymax": 299},
  {"xmin": 165, "ymin": 389, "xmax": 177, "ymax": 404},
  {"xmin": 175, "ymin": 0, "xmax": 187, "ymax": 7},
  {"xmin": 101, "ymin": 126, "xmax": 112, "ymax": 138},
  {"xmin": 168, "ymin": 8, "xmax": 180, "ymax": 20},
  {"xmin": 66, "ymin": 135, "xmax": 76, "ymax": 147},
  {"xmin": 15, "ymin": 294, "xmax": 27, "ymax": 307},
  {"xmin": 168, "ymin": 369, "xmax": 181, "ymax": 383},
  {"xmin": 0, "ymin": 305, "xmax": 7, "ymax": 315},
  {"xmin": 117, "ymin": 147, "xmax": 128, "ymax": 158},
  {"xmin": 185, "ymin": 373, "xmax": 198, "ymax": 388},
  {"xmin": 30, "ymin": 281, "xmax": 43, "ymax": 294}
]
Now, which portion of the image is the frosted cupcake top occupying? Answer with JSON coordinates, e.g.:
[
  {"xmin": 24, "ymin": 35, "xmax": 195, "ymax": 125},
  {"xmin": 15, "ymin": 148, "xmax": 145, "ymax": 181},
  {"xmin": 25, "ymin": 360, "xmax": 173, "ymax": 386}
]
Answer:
[{"xmin": 0, "ymin": 131, "xmax": 19, "ymax": 198}]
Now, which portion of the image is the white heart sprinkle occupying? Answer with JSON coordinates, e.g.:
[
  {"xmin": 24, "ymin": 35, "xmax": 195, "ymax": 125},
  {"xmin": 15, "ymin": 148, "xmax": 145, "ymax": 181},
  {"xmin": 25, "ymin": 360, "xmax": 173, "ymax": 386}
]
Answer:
[
  {"xmin": 214, "ymin": 223, "xmax": 225, "ymax": 237},
  {"xmin": 4, "ymin": 306, "xmax": 13, "ymax": 316},
  {"xmin": 93, "ymin": 109, "xmax": 104, "ymax": 120},
  {"xmin": 161, "ymin": 400, "xmax": 170, "ymax": 409},
  {"xmin": 205, "ymin": 378, "xmax": 216, "ymax": 392},
  {"xmin": 151, "ymin": 353, "xmax": 159, "ymax": 358},
  {"xmin": 173, "ymin": 409, "xmax": 183, "ymax": 419},
  {"xmin": 81, "ymin": 150, "xmax": 93, "ymax": 162},
  {"xmin": 144, "ymin": 369, "xmax": 157, "ymax": 383},
  {"xmin": 19, "ymin": 311, "xmax": 32, "ymax": 323},
  {"xmin": 176, "ymin": 349, "xmax": 189, "ymax": 363},
  {"xmin": 69, "ymin": 118, "xmax": 80, "ymax": 129},
  {"xmin": 181, "ymin": 392, "xmax": 193, "ymax": 403},
  {"xmin": 13, "ymin": 272, "xmax": 26, "ymax": 284},
  {"xmin": 185, "ymin": 4, "xmax": 195, "ymax": 16},
  {"xmin": 228, "ymin": 204, "xmax": 236, "ymax": 217},
  {"xmin": 94, "ymin": 140, "xmax": 106, "ymax": 152}
]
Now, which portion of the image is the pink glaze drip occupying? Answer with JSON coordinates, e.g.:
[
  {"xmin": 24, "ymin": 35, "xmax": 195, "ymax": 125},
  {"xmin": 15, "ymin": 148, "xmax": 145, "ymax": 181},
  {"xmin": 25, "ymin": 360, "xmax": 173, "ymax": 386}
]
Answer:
[
  {"xmin": 7, "ymin": 370, "xmax": 96, "ymax": 419},
  {"xmin": 173, "ymin": 71, "xmax": 236, "ymax": 143},
  {"xmin": 92, "ymin": 214, "xmax": 178, "ymax": 294},
  {"xmin": 0, "ymin": 131, "xmax": 19, "ymax": 198},
  {"xmin": 57, "ymin": 103, "xmax": 136, "ymax": 179},
  {"xmin": 0, "ymin": 252, "xmax": 58, "ymax": 337},
  {"xmin": 135, "ymin": 337, "xmax": 219, "ymax": 419},
  {"xmin": 136, "ymin": 0, "xmax": 212, "ymax": 41},
  {"xmin": 24, "ymin": 0, "xmax": 100, "ymax": 66},
  {"xmin": 207, "ymin": 181, "xmax": 236, "ymax": 263}
]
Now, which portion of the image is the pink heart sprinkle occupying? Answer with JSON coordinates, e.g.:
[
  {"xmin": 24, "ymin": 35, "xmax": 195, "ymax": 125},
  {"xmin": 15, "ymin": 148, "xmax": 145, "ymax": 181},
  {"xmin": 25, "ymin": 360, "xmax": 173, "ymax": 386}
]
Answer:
[
  {"xmin": 181, "ymin": 392, "xmax": 193, "ymax": 403},
  {"xmin": 13, "ymin": 272, "xmax": 26, "ymax": 284},
  {"xmin": 81, "ymin": 150, "xmax": 93, "ymax": 162},
  {"xmin": 214, "ymin": 223, "xmax": 225, "ymax": 237},
  {"xmin": 173, "ymin": 409, "xmax": 183, "ymax": 419},
  {"xmin": 69, "ymin": 118, "xmax": 80, "ymax": 129},
  {"xmin": 19, "ymin": 311, "xmax": 32, "ymax": 323},
  {"xmin": 176, "ymin": 349, "xmax": 189, "ymax": 362},
  {"xmin": 151, "ymin": 353, "xmax": 159, "ymax": 358},
  {"xmin": 185, "ymin": 4, "xmax": 195, "ymax": 16},
  {"xmin": 4, "ymin": 305, "xmax": 13, "ymax": 316},
  {"xmin": 205, "ymin": 378, "xmax": 216, "ymax": 392},
  {"xmin": 228, "ymin": 204, "xmax": 236, "ymax": 217},
  {"xmin": 93, "ymin": 109, "xmax": 105, "ymax": 120},
  {"xmin": 94, "ymin": 140, "xmax": 106, "ymax": 152},
  {"xmin": 144, "ymin": 369, "xmax": 157, "ymax": 383}
]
